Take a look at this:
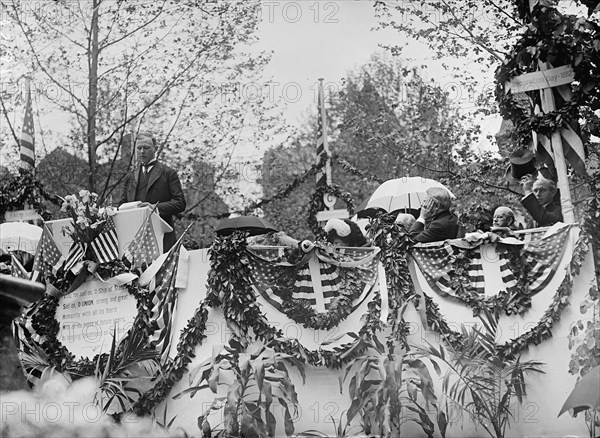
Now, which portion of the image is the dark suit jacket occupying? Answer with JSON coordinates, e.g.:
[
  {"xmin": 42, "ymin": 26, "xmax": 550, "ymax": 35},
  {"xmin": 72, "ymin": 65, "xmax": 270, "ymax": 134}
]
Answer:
[
  {"xmin": 408, "ymin": 210, "xmax": 459, "ymax": 243},
  {"xmin": 119, "ymin": 162, "xmax": 186, "ymax": 251},
  {"xmin": 521, "ymin": 193, "xmax": 563, "ymax": 227}
]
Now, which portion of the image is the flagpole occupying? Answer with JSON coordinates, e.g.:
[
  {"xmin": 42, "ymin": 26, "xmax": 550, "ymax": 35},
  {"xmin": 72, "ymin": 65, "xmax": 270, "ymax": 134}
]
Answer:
[
  {"xmin": 528, "ymin": 0, "xmax": 575, "ymax": 222},
  {"xmin": 19, "ymin": 76, "xmax": 35, "ymax": 172},
  {"xmin": 537, "ymin": 64, "xmax": 575, "ymax": 223},
  {"xmin": 316, "ymin": 78, "xmax": 332, "ymax": 189}
]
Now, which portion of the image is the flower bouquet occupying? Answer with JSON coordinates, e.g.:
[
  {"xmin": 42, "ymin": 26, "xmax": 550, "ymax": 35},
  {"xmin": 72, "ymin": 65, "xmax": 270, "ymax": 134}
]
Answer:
[{"xmin": 61, "ymin": 190, "xmax": 116, "ymax": 245}]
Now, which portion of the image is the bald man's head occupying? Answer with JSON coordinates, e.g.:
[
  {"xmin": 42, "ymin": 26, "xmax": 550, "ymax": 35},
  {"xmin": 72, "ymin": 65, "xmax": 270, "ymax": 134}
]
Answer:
[{"xmin": 493, "ymin": 206, "xmax": 515, "ymax": 228}]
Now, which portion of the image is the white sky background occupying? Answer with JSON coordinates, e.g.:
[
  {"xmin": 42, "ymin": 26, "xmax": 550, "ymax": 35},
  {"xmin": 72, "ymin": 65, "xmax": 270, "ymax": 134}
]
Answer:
[
  {"xmin": 254, "ymin": 0, "xmax": 501, "ymax": 155},
  {"xmin": 258, "ymin": 0, "xmax": 489, "ymax": 123}
]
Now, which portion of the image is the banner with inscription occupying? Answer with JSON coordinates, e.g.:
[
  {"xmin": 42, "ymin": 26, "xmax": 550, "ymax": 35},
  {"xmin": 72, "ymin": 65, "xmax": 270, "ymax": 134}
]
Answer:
[{"xmin": 54, "ymin": 278, "xmax": 138, "ymax": 358}]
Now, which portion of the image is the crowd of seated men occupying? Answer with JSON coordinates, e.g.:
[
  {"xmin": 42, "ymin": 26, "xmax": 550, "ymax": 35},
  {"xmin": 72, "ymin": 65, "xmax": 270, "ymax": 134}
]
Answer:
[{"xmin": 245, "ymin": 149, "xmax": 565, "ymax": 248}]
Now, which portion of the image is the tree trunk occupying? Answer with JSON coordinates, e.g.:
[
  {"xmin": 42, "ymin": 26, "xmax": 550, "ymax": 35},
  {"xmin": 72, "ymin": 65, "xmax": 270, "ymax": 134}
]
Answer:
[{"xmin": 87, "ymin": 0, "xmax": 100, "ymax": 192}]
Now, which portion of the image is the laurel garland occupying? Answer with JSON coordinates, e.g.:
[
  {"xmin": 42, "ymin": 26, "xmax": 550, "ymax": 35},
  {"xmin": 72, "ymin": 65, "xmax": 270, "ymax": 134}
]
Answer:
[
  {"xmin": 307, "ymin": 184, "xmax": 356, "ymax": 237},
  {"xmin": 131, "ymin": 300, "xmax": 210, "ymax": 416},
  {"xmin": 369, "ymin": 215, "xmax": 415, "ymax": 351}
]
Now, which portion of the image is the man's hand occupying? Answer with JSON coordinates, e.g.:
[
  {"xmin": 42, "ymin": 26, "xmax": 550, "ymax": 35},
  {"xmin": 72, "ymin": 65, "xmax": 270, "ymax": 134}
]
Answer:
[
  {"xmin": 420, "ymin": 198, "xmax": 439, "ymax": 222},
  {"xmin": 520, "ymin": 174, "xmax": 535, "ymax": 195}
]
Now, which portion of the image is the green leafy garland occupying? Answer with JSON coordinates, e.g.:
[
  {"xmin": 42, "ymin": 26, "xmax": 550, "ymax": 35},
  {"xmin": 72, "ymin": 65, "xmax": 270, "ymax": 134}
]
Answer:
[
  {"xmin": 132, "ymin": 300, "xmax": 209, "ymax": 416},
  {"xmin": 307, "ymin": 184, "xmax": 356, "ymax": 237},
  {"xmin": 368, "ymin": 215, "xmax": 415, "ymax": 352}
]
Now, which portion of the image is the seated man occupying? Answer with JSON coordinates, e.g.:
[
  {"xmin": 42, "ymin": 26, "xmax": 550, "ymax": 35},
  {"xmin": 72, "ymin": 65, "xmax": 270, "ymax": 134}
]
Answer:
[
  {"xmin": 492, "ymin": 206, "xmax": 518, "ymax": 231},
  {"xmin": 395, "ymin": 212, "xmax": 416, "ymax": 230},
  {"xmin": 408, "ymin": 187, "xmax": 459, "ymax": 243},
  {"xmin": 520, "ymin": 175, "xmax": 563, "ymax": 227}
]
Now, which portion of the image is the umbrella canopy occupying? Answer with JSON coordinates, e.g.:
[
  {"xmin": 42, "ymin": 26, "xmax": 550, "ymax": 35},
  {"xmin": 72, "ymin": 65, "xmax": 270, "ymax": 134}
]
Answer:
[
  {"xmin": 0, "ymin": 222, "xmax": 43, "ymax": 255},
  {"xmin": 356, "ymin": 177, "xmax": 455, "ymax": 218},
  {"xmin": 215, "ymin": 216, "xmax": 279, "ymax": 237},
  {"xmin": 558, "ymin": 365, "xmax": 600, "ymax": 417}
]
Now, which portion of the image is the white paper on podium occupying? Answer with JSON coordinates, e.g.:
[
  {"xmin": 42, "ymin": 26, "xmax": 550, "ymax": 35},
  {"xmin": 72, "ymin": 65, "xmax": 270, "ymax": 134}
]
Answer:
[{"xmin": 46, "ymin": 206, "xmax": 172, "ymax": 256}]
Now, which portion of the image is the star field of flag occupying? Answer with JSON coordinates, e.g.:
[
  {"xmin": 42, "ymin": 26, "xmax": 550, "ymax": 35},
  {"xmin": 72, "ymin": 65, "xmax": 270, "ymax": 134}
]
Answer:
[
  {"xmin": 123, "ymin": 215, "xmax": 160, "ymax": 269},
  {"xmin": 31, "ymin": 225, "xmax": 64, "ymax": 281},
  {"xmin": 11, "ymin": 254, "xmax": 29, "ymax": 279}
]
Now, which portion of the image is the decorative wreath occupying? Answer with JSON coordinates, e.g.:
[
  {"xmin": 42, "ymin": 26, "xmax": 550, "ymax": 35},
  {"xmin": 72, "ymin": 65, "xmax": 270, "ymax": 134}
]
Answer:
[{"xmin": 307, "ymin": 185, "xmax": 356, "ymax": 237}]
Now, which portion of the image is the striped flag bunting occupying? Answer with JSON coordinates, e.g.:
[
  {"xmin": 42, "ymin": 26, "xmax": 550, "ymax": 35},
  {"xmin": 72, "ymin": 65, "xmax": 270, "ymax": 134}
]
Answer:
[
  {"xmin": 19, "ymin": 78, "xmax": 35, "ymax": 171},
  {"xmin": 31, "ymin": 225, "xmax": 64, "ymax": 282},
  {"xmin": 90, "ymin": 216, "xmax": 119, "ymax": 264},
  {"xmin": 248, "ymin": 245, "xmax": 380, "ymax": 315},
  {"xmin": 410, "ymin": 225, "xmax": 572, "ymax": 301},
  {"xmin": 315, "ymin": 79, "xmax": 331, "ymax": 188},
  {"xmin": 123, "ymin": 212, "xmax": 160, "ymax": 269},
  {"xmin": 10, "ymin": 253, "xmax": 29, "ymax": 279},
  {"xmin": 147, "ymin": 237, "xmax": 184, "ymax": 362}
]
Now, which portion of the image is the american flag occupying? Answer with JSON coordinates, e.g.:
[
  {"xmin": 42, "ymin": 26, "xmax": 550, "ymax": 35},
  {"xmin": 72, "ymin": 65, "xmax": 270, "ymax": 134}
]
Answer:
[
  {"xmin": 123, "ymin": 214, "xmax": 160, "ymax": 269},
  {"xmin": 147, "ymin": 237, "xmax": 183, "ymax": 362},
  {"xmin": 524, "ymin": 224, "xmax": 571, "ymax": 294},
  {"xmin": 19, "ymin": 78, "xmax": 35, "ymax": 170},
  {"xmin": 315, "ymin": 79, "xmax": 331, "ymax": 188},
  {"xmin": 249, "ymin": 246, "xmax": 379, "ymax": 314},
  {"xmin": 64, "ymin": 241, "xmax": 85, "ymax": 273},
  {"xmin": 90, "ymin": 216, "xmax": 119, "ymax": 264},
  {"xmin": 11, "ymin": 254, "xmax": 29, "ymax": 279},
  {"xmin": 31, "ymin": 225, "xmax": 64, "ymax": 282}
]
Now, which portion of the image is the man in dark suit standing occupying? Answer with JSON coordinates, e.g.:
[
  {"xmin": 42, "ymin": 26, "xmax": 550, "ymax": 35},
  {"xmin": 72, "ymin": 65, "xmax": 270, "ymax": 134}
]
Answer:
[
  {"xmin": 520, "ymin": 175, "xmax": 563, "ymax": 227},
  {"xmin": 119, "ymin": 132, "xmax": 186, "ymax": 252},
  {"xmin": 408, "ymin": 187, "xmax": 459, "ymax": 243}
]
